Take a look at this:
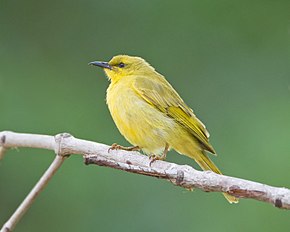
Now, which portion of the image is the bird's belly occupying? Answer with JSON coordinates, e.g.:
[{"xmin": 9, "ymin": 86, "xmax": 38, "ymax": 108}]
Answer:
[{"xmin": 107, "ymin": 86, "xmax": 175, "ymax": 154}]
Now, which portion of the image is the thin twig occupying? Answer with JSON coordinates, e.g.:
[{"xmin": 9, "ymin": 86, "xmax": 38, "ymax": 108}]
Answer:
[
  {"xmin": 1, "ymin": 155, "xmax": 66, "ymax": 232},
  {"xmin": 84, "ymin": 155, "xmax": 290, "ymax": 209},
  {"xmin": 0, "ymin": 131, "xmax": 290, "ymax": 215},
  {"xmin": 0, "ymin": 133, "xmax": 69, "ymax": 232}
]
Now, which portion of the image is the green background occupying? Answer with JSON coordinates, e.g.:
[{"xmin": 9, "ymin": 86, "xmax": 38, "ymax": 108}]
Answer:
[{"xmin": 1, "ymin": 0, "xmax": 290, "ymax": 231}]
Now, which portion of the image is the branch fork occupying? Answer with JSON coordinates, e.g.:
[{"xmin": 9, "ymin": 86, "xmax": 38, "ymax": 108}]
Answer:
[{"xmin": 1, "ymin": 131, "xmax": 290, "ymax": 232}]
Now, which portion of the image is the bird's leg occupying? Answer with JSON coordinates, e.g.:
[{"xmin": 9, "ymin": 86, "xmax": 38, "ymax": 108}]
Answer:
[
  {"xmin": 160, "ymin": 143, "xmax": 169, "ymax": 160},
  {"xmin": 108, "ymin": 143, "xmax": 140, "ymax": 153},
  {"xmin": 149, "ymin": 143, "xmax": 169, "ymax": 165}
]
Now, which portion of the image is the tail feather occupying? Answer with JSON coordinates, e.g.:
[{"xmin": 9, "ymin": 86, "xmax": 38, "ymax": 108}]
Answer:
[{"xmin": 194, "ymin": 151, "xmax": 239, "ymax": 204}]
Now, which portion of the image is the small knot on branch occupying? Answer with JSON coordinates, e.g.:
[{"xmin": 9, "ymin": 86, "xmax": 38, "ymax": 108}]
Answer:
[
  {"xmin": 1, "ymin": 135, "xmax": 6, "ymax": 145},
  {"xmin": 274, "ymin": 198, "xmax": 283, "ymax": 208},
  {"xmin": 176, "ymin": 170, "xmax": 185, "ymax": 186},
  {"xmin": 227, "ymin": 185, "xmax": 265, "ymax": 199},
  {"xmin": 54, "ymin": 133, "xmax": 73, "ymax": 156},
  {"xmin": 0, "ymin": 134, "xmax": 7, "ymax": 160}
]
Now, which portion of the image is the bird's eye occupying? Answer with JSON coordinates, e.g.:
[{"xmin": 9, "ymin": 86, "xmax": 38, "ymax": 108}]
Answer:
[{"xmin": 118, "ymin": 62, "xmax": 125, "ymax": 68}]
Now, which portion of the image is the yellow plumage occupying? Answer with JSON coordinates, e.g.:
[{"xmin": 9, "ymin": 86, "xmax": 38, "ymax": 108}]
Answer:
[{"xmin": 90, "ymin": 55, "xmax": 238, "ymax": 203}]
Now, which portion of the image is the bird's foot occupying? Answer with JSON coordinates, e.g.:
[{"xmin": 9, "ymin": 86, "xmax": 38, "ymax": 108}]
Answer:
[
  {"xmin": 108, "ymin": 143, "xmax": 140, "ymax": 153},
  {"xmin": 149, "ymin": 143, "xmax": 169, "ymax": 166},
  {"xmin": 149, "ymin": 154, "xmax": 166, "ymax": 166}
]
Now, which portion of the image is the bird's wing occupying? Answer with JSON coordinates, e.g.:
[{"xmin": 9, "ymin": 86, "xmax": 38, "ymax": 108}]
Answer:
[{"xmin": 132, "ymin": 76, "xmax": 215, "ymax": 154}]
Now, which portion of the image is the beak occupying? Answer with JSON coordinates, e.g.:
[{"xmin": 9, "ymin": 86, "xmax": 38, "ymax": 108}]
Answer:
[{"xmin": 89, "ymin": 61, "xmax": 112, "ymax": 70}]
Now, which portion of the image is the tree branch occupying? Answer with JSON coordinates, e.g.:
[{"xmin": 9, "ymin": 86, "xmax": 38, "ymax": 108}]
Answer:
[
  {"xmin": 1, "ymin": 155, "xmax": 66, "ymax": 232},
  {"xmin": 1, "ymin": 131, "xmax": 290, "ymax": 215}
]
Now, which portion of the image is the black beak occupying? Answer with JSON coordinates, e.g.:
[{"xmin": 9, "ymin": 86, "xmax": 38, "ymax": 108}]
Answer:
[{"xmin": 89, "ymin": 61, "xmax": 112, "ymax": 70}]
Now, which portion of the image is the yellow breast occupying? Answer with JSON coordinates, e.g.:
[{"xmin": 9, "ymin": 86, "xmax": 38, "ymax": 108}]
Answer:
[{"xmin": 106, "ymin": 77, "xmax": 175, "ymax": 155}]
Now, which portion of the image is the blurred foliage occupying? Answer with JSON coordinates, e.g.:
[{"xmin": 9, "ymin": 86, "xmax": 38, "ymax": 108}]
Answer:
[{"xmin": 1, "ymin": 0, "xmax": 290, "ymax": 231}]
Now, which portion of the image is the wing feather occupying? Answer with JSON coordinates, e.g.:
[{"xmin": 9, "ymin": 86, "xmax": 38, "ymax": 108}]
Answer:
[{"xmin": 132, "ymin": 76, "xmax": 215, "ymax": 154}]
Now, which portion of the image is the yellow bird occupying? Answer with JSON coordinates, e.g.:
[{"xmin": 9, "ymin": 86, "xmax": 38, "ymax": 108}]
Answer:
[{"xmin": 89, "ymin": 55, "xmax": 238, "ymax": 203}]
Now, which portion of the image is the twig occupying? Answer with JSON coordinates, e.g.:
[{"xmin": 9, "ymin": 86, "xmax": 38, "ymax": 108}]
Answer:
[
  {"xmin": 84, "ymin": 155, "xmax": 290, "ymax": 208},
  {"xmin": 0, "ymin": 130, "xmax": 289, "ymax": 230},
  {"xmin": 0, "ymin": 133, "xmax": 69, "ymax": 232},
  {"xmin": 1, "ymin": 155, "xmax": 66, "ymax": 232}
]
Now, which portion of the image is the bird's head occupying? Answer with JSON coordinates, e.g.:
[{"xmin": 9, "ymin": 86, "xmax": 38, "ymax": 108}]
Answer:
[{"xmin": 89, "ymin": 55, "xmax": 156, "ymax": 82}]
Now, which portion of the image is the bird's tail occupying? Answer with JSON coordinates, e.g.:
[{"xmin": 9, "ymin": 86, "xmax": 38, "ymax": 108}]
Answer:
[{"xmin": 194, "ymin": 151, "xmax": 239, "ymax": 204}]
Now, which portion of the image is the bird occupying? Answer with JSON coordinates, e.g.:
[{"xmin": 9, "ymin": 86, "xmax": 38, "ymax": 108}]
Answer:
[{"xmin": 89, "ymin": 55, "xmax": 238, "ymax": 203}]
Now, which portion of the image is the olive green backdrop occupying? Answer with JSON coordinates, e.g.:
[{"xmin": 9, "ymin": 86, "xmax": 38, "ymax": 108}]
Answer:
[{"xmin": 1, "ymin": 0, "xmax": 290, "ymax": 231}]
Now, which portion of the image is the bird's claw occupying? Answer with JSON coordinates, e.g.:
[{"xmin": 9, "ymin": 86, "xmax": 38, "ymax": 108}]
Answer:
[
  {"xmin": 108, "ymin": 143, "xmax": 140, "ymax": 153},
  {"xmin": 149, "ymin": 154, "xmax": 165, "ymax": 166},
  {"xmin": 108, "ymin": 143, "xmax": 120, "ymax": 153}
]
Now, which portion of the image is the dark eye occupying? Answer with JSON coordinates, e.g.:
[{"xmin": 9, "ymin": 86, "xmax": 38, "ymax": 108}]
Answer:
[{"xmin": 118, "ymin": 62, "xmax": 125, "ymax": 68}]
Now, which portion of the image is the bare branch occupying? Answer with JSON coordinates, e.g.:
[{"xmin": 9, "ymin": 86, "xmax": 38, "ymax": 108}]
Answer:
[
  {"xmin": 1, "ymin": 131, "xmax": 290, "ymax": 212},
  {"xmin": 1, "ymin": 155, "xmax": 67, "ymax": 232},
  {"xmin": 0, "ymin": 132, "xmax": 69, "ymax": 232}
]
